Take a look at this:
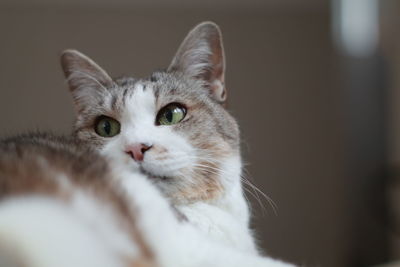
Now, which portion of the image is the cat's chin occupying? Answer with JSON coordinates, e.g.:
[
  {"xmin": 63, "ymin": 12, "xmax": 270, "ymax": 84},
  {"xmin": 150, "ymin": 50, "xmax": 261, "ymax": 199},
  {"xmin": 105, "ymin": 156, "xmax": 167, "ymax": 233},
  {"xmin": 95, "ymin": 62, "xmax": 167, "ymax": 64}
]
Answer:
[{"xmin": 139, "ymin": 166, "xmax": 169, "ymax": 181}]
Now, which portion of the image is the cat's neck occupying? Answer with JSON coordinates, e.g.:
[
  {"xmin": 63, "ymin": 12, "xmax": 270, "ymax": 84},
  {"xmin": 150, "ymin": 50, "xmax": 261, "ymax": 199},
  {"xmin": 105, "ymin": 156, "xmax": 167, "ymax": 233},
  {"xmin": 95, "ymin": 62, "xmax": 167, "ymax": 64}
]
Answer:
[
  {"xmin": 215, "ymin": 153, "xmax": 250, "ymax": 224},
  {"xmin": 177, "ymin": 154, "xmax": 257, "ymax": 254}
]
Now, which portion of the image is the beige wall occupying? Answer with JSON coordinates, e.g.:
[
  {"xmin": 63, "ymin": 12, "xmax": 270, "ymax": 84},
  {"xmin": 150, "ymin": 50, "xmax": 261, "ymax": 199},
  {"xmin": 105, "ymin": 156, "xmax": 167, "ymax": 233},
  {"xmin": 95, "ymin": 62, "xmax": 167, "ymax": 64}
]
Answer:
[{"xmin": 0, "ymin": 2, "xmax": 355, "ymax": 266}]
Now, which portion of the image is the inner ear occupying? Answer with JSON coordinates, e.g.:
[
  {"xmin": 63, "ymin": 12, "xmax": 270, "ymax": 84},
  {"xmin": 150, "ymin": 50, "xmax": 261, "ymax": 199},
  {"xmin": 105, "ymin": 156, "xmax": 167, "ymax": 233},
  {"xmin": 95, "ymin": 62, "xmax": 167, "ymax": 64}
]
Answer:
[
  {"xmin": 60, "ymin": 49, "xmax": 114, "ymax": 111},
  {"xmin": 168, "ymin": 22, "xmax": 227, "ymax": 104},
  {"xmin": 61, "ymin": 49, "xmax": 113, "ymax": 93}
]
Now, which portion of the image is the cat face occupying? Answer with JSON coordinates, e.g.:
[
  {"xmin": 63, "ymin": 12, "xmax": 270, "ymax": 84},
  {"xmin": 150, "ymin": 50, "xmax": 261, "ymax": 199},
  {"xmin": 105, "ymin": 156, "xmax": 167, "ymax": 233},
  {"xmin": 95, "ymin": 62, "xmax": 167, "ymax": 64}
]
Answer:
[{"xmin": 61, "ymin": 22, "xmax": 241, "ymax": 204}]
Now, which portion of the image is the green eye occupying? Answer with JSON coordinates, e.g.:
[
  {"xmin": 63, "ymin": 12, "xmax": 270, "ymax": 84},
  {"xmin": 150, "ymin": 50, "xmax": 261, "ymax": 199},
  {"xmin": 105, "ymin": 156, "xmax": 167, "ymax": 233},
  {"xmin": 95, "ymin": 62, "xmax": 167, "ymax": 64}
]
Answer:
[
  {"xmin": 95, "ymin": 116, "xmax": 121, "ymax": 137},
  {"xmin": 157, "ymin": 103, "xmax": 186, "ymax": 125}
]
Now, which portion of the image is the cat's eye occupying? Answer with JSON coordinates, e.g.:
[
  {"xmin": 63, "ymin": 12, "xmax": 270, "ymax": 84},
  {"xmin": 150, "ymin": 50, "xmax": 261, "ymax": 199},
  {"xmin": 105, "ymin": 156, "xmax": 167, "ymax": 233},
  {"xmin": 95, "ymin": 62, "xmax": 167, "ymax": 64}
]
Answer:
[
  {"xmin": 157, "ymin": 103, "xmax": 186, "ymax": 126},
  {"xmin": 95, "ymin": 116, "xmax": 121, "ymax": 137}
]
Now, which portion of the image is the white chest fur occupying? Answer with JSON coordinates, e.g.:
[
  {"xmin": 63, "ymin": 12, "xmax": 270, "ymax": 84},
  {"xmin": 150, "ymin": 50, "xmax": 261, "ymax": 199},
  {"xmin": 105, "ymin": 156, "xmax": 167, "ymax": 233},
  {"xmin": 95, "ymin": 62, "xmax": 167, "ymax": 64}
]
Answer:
[{"xmin": 177, "ymin": 179, "xmax": 258, "ymax": 255}]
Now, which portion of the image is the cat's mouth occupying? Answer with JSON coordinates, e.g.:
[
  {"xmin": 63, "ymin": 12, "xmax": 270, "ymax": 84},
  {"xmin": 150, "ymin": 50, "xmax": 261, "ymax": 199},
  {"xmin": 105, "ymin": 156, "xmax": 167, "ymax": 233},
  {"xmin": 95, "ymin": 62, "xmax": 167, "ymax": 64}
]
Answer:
[{"xmin": 139, "ymin": 166, "xmax": 169, "ymax": 180}]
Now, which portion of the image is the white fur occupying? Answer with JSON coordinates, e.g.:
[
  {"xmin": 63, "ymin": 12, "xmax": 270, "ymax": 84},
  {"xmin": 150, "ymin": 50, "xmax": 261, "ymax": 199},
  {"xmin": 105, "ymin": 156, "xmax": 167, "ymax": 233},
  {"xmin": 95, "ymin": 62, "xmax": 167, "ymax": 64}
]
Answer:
[
  {"xmin": 0, "ymin": 195, "xmax": 138, "ymax": 267},
  {"xmin": 177, "ymin": 155, "xmax": 257, "ymax": 254},
  {"xmin": 111, "ymin": 166, "xmax": 293, "ymax": 267}
]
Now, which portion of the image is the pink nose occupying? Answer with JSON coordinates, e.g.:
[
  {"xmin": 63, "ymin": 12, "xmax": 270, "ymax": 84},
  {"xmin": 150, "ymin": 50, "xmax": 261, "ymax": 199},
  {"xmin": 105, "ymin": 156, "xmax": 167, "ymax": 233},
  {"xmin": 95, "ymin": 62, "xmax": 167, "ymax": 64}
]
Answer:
[{"xmin": 125, "ymin": 143, "xmax": 152, "ymax": 162}]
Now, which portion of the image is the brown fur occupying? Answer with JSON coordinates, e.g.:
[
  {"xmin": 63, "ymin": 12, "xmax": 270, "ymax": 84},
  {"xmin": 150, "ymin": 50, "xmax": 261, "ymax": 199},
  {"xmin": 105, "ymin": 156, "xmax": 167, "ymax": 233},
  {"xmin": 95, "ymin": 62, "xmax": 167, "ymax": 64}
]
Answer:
[{"xmin": 169, "ymin": 141, "xmax": 231, "ymax": 203}]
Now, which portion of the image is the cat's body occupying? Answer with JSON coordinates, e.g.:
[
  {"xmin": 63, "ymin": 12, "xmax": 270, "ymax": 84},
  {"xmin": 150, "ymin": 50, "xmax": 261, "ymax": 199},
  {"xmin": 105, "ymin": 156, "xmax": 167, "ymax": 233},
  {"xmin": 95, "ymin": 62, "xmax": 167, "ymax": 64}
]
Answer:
[
  {"xmin": 0, "ymin": 133, "xmax": 290, "ymax": 267},
  {"xmin": 0, "ymin": 22, "xmax": 294, "ymax": 266},
  {"xmin": 0, "ymin": 133, "xmax": 153, "ymax": 267}
]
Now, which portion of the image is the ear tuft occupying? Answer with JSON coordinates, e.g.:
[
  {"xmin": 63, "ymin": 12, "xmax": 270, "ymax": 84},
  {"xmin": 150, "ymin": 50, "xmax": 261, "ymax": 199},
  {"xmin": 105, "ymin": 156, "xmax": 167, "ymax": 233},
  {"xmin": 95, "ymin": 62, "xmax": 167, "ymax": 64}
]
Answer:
[{"xmin": 168, "ymin": 22, "xmax": 227, "ymax": 104}]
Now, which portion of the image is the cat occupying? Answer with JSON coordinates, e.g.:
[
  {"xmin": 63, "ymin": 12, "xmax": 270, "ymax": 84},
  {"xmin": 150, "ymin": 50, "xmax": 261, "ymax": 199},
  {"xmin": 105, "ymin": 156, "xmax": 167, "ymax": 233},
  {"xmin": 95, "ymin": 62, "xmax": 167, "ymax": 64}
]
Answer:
[
  {"xmin": 60, "ymin": 21, "xmax": 294, "ymax": 265},
  {"xmin": 61, "ymin": 21, "xmax": 257, "ymax": 255},
  {"xmin": 0, "ymin": 21, "xmax": 294, "ymax": 266}
]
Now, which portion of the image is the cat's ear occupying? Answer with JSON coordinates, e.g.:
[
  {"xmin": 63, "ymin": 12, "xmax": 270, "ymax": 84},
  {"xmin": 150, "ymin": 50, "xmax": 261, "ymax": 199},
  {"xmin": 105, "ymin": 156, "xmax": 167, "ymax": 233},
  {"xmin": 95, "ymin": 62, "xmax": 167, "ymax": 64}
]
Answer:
[
  {"xmin": 168, "ymin": 22, "xmax": 227, "ymax": 104},
  {"xmin": 60, "ymin": 49, "xmax": 113, "ymax": 109}
]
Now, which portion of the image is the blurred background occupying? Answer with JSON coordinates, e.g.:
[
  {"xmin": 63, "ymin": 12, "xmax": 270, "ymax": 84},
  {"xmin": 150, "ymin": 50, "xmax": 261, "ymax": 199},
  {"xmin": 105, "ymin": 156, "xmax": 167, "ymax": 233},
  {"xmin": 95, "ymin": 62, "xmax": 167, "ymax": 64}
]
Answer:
[{"xmin": 0, "ymin": 0, "xmax": 399, "ymax": 266}]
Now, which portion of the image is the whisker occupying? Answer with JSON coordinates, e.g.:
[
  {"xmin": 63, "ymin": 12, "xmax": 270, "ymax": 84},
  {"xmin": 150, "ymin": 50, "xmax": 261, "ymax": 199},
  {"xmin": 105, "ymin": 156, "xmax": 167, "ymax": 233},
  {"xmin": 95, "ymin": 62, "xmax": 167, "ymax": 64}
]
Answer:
[
  {"xmin": 241, "ymin": 171, "xmax": 278, "ymax": 216},
  {"xmin": 241, "ymin": 177, "xmax": 267, "ymax": 215},
  {"xmin": 160, "ymin": 149, "xmax": 278, "ymax": 216}
]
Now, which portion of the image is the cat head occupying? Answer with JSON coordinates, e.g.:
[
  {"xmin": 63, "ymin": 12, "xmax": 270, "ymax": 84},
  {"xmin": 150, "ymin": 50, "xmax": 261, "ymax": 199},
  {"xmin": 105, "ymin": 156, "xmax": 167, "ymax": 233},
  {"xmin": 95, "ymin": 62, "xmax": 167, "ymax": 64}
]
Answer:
[{"xmin": 61, "ymin": 22, "xmax": 241, "ymax": 204}]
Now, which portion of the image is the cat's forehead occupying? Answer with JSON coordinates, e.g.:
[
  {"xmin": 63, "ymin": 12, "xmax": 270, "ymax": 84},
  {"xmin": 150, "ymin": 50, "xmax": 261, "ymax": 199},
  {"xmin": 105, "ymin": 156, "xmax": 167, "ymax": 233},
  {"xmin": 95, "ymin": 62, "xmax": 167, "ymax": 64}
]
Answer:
[
  {"xmin": 112, "ymin": 72, "xmax": 210, "ymax": 109},
  {"xmin": 122, "ymin": 83, "xmax": 156, "ymax": 124}
]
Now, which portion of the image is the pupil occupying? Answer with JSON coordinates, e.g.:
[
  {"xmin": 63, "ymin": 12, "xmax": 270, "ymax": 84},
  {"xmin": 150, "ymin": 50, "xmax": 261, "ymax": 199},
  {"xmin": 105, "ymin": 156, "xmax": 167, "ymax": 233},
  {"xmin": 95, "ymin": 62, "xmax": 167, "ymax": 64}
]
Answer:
[
  {"xmin": 103, "ymin": 120, "xmax": 111, "ymax": 134},
  {"xmin": 166, "ymin": 110, "xmax": 173, "ymax": 122}
]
